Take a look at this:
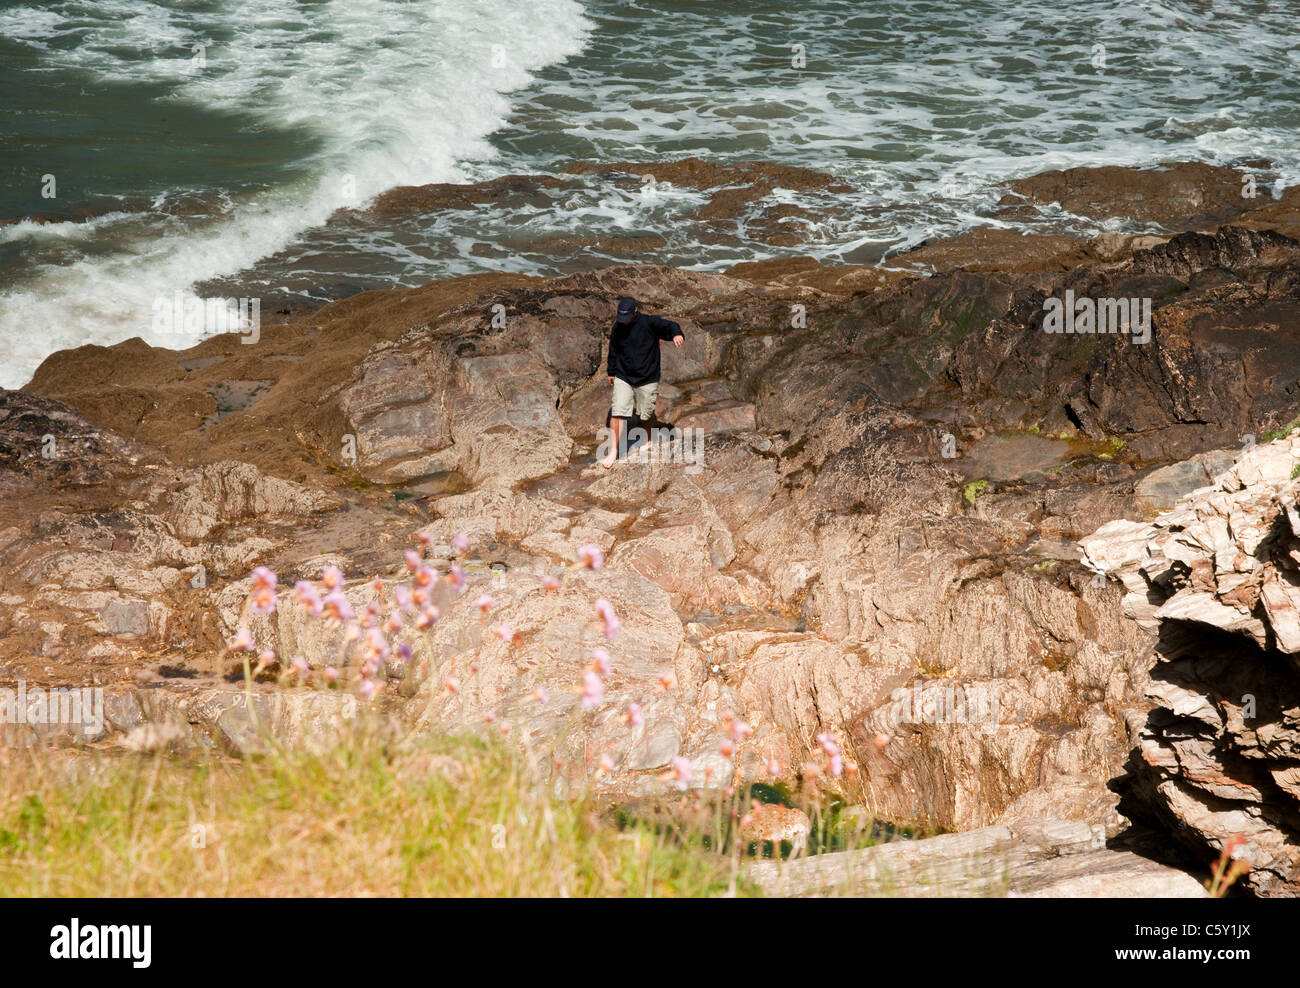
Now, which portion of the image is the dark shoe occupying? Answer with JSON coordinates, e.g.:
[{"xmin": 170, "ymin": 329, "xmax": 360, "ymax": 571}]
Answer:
[{"xmin": 644, "ymin": 415, "xmax": 679, "ymax": 442}]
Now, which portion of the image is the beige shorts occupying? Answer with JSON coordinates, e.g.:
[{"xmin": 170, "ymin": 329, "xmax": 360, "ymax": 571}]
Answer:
[{"xmin": 611, "ymin": 377, "xmax": 658, "ymax": 419}]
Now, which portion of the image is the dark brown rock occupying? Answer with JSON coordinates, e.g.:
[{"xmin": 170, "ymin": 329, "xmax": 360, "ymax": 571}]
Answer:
[{"xmin": 998, "ymin": 162, "xmax": 1256, "ymax": 230}]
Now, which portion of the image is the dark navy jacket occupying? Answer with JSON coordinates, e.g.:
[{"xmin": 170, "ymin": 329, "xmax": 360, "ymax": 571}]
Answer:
[{"xmin": 607, "ymin": 313, "xmax": 682, "ymax": 387}]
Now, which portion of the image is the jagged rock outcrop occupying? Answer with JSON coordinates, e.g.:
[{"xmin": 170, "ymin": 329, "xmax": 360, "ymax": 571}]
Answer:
[
  {"xmin": 1081, "ymin": 434, "xmax": 1300, "ymax": 895},
  {"xmin": 0, "ymin": 391, "xmax": 339, "ymax": 675},
  {"xmin": 949, "ymin": 225, "xmax": 1300, "ymax": 461},
  {"xmin": 8, "ymin": 164, "xmax": 1300, "ymax": 889}
]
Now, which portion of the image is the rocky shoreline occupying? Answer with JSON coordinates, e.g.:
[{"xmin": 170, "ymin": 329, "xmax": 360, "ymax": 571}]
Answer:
[{"xmin": 4, "ymin": 159, "xmax": 1300, "ymax": 895}]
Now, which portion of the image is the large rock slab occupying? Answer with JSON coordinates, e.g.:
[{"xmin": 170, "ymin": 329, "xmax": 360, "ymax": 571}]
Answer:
[
  {"xmin": 747, "ymin": 818, "xmax": 1207, "ymax": 897},
  {"xmin": 998, "ymin": 162, "xmax": 1255, "ymax": 230}
]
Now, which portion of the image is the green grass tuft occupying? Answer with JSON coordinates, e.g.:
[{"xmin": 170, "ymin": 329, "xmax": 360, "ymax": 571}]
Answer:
[
  {"xmin": 1260, "ymin": 419, "xmax": 1300, "ymax": 444},
  {"xmin": 0, "ymin": 734, "xmax": 761, "ymax": 898}
]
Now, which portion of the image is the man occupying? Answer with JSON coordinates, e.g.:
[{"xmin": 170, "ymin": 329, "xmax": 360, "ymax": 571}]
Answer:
[{"xmin": 600, "ymin": 296, "xmax": 684, "ymax": 468}]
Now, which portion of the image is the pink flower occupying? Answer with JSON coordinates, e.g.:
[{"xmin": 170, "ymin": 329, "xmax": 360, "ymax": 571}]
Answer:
[
  {"xmin": 416, "ymin": 532, "xmax": 431, "ymax": 546},
  {"xmin": 321, "ymin": 591, "xmax": 354, "ymax": 623},
  {"xmin": 292, "ymin": 580, "xmax": 322, "ymax": 616},
  {"xmin": 324, "ymin": 666, "xmax": 339, "ymax": 682},
  {"xmin": 412, "ymin": 586, "xmax": 430, "ymax": 607},
  {"xmin": 625, "ymin": 702, "xmax": 643, "ymax": 727},
  {"xmin": 1222, "ymin": 833, "xmax": 1248, "ymax": 859},
  {"xmin": 577, "ymin": 544, "xmax": 604, "ymax": 570},
  {"xmin": 256, "ymin": 650, "xmax": 276, "ymax": 671},
  {"xmin": 447, "ymin": 564, "xmax": 466, "ymax": 592},
  {"xmin": 385, "ymin": 612, "xmax": 403, "ymax": 633},
  {"xmin": 590, "ymin": 648, "xmax": 612, "ymax": 676},
  {"xmin": 452, "ymin": 533, "xmax": 469, "ymax": 553},
  {"xmin": 594, "ymin": 598, "xmax": 621, "ymax": 640},
  {"xmin": 581, "ymin": 670, "xmax": 605, "ymax": 710},
  {"xmin": 359, "ymin": 601, "xmax": 380, "ymax": 629},
  {"xmin": 413, "ymin": 565, "xmax": 434, "ymax": 588},
  {"xmin": 719, "ymin": 737, "xmax": 735, "ymax": 757},
  {"xmin": 365, "ymin": 626, "xmax": 389, "ymax": 658},
  {"xmin": 873, "ymin": 733, "xmax": 891, "ymax": 750},
  {"xmin": 250, "ymin": 585, "xmax": 276, "ymax": 614},
  {"xmin": 250, "ymin": 567, "xmax": 278, "ymax": 614},
  {"xmin": 817, "ymin": 732, "xmax": 844, "ymax": 774},
  {"xmin": 728, "ymin": 717, "xmax": 753, "ymax": 742},
  {"xmin": 404, "ymin": 550, "xmax": 422, "ymax": 572},
  {"xmin": 322, "ymin": 565, "xmax": 344, "ymax": 591},
  {"xmin": 370, "ymin": 578, "xmax": 384, "ymax": 593},
  {"xmin": 230, "ymin": 627, "xmax": 255, "ymax": 651},
  {"xmin": 494, "ymin": 621, "xmax": 514, "ymax": 641},
  {"xmin": 396, "ymin": 642, "xmax": 413, "ymax": 663},
  {"xmin": 416, "ymin": 606, "xmax": 440, "ymax": 629},
  {"xmin": 668, "ymin": 756, "xmax": 691, "ymax": 792},
  {"xmin": 485, "ymin": 710, "xmax": 497, "ymax": 724},
  {"xmin": 393, "ymin": 585, "xmax": 412, "ymax": 611},
  {"xmin": 474, "ymin": 594, "xmax": 494, "ymax": 615},
  {"xmin": 657, "ymin": 670, "xmax": 677, "ymax": 690},
  {"xmin": 290, "ymin": 655, "xmax": 308, "ymax": 677},
  {"xmin": 533, "ymin": 686, "xmax": 550, "ymax": 705},
  {"xmin": 542, "ymin": 574, "xmax": 560, "ymax": 592},
  {"xmin": 767, "ymin": 758, "xmax": 780, "ymax": 777},
  {"xmin": 359, "ymin": 678, "xmax": 379, "ymax": 700},
  {"xmin": 443, "ymin": 676, "xmax": 460, "ymax": 694},
  {"xmin": 598, "ymin": 753, "xmax": 615, "ymax": 772}
]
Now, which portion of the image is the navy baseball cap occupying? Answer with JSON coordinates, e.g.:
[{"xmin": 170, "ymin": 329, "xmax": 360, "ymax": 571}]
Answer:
[{"xmin": 616, "ymin": 297, "xmax": 638, "ymax": 323}]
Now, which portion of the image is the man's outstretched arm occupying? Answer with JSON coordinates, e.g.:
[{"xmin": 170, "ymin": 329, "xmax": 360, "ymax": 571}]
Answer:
[{"xmin": 650, "ymin": 315, "xmax": 684, "ymax": 347}]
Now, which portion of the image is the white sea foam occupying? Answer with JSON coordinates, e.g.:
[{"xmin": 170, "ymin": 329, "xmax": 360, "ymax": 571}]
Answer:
[
  {"xmin": 2, "ymin": 0, "xmax": 1297, "ymax": 387},
  {"xmin": 0, "ymin": 0, "xmax": 592, "ymax": 387}
]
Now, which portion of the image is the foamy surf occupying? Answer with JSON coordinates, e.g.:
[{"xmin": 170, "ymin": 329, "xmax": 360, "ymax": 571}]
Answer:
[
  {"xmin": 0, "ymin": 0, "xmax": 593, "ymax": 387},
  {"xmin": 2, "ymin": 0, "xmax": 1297, "ymax": 388}
]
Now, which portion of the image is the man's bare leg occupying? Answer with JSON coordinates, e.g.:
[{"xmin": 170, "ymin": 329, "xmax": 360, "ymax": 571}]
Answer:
[{"xmin": 600, "ymin": 416, "xmax": 622, "ymax": 468}]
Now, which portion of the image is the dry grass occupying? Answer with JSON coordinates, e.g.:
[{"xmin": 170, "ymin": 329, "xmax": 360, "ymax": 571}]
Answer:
[{"xmin": 0, "ymin": 727, "xmax": 759, "ymax": 898}]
